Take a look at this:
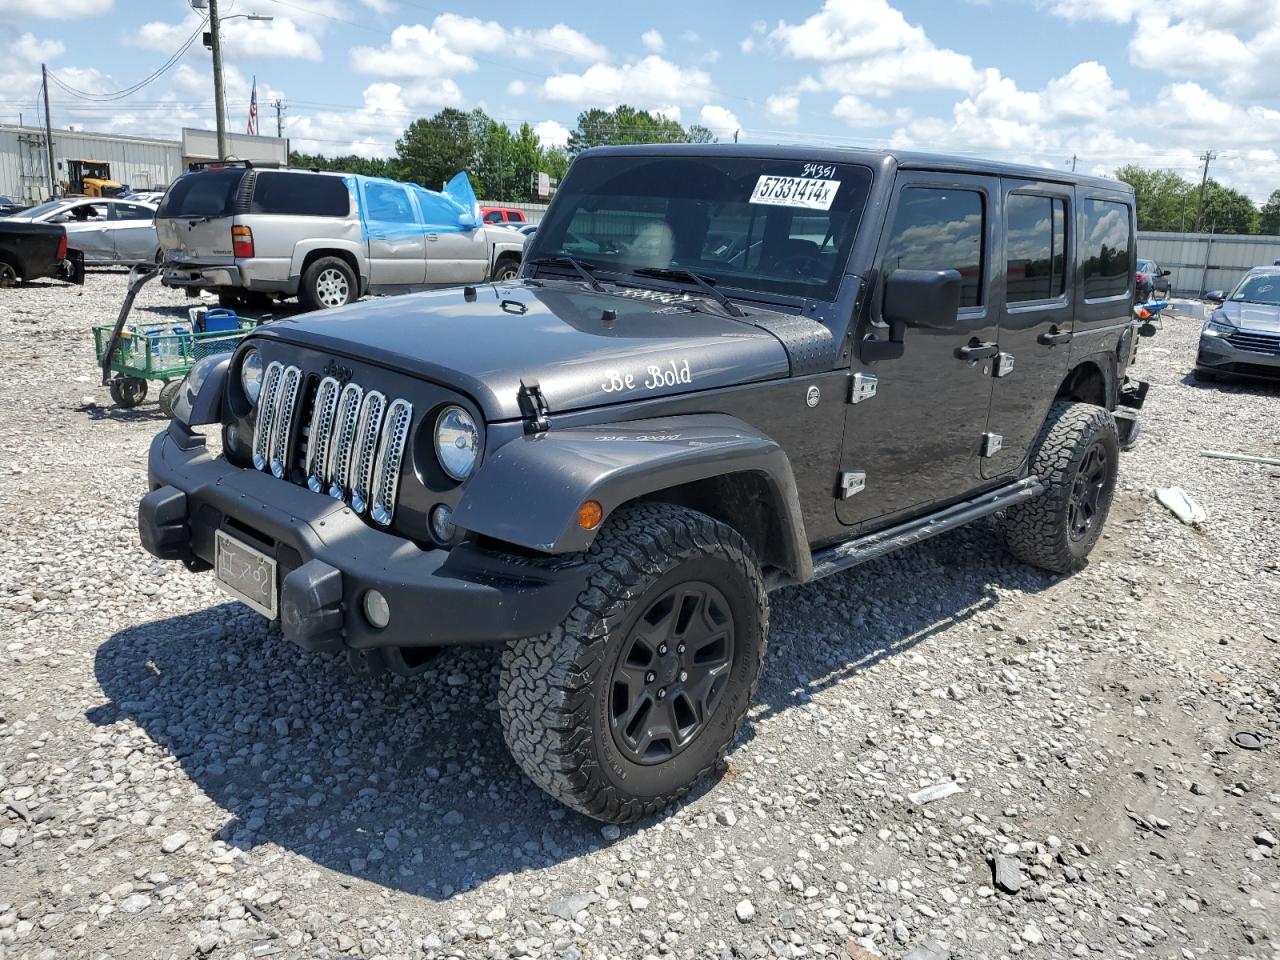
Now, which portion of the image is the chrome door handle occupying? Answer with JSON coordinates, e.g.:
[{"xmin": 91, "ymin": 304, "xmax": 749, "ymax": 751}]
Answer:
[
  {"xmin": 426, "ymin": 234, "xmax": 439, "ymax": 241},
  {"xmin": 955, "ymin": 340, "xmax": 999, "ymax": 361}
]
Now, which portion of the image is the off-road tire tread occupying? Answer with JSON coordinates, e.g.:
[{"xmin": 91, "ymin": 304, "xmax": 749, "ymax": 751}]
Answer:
[
  {"xmin": 499, "ymin": 502, "xmax": 767, "ymax": 823},
  {"xmin": 1003, "ymin": 400, "xmax": 1118, "ymax": 574}
]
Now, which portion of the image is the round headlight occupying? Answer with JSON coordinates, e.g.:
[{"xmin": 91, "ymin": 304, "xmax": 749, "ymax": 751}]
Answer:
[
  {"xmin": 434, "ymin": 406, "xmax": 479, "ymax": 481},
  {"xmin": 240, "ymin": 348, "xmax": 265, "ymax": 405}
]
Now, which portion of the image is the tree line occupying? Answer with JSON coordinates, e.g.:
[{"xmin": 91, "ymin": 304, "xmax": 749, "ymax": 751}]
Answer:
[
  {"xmin": 289, "ymin": 104, "xmax": 715, "ymax": 203},
  {"xmin": 1115, "ymin": 165, "xmax": 1280, "ymax": 236}
]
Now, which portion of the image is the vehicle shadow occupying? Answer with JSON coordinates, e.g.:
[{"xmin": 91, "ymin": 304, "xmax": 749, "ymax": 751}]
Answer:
[
  {"xmin": 1180, "ymin": 370, "xmax": 1280, "ymax": 394},
  {"xmin": 90, "ymin": 520, "xmax": 1050, "ymax": 901},
  {"xmin": 82, "ymin": 402, "xmax": 170, "ymax": 424}
]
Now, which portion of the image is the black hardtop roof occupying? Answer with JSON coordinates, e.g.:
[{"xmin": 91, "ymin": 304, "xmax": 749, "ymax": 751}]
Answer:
[{"xmin": 577, "ymin": 142, "xmax": 1132, "ymax": 195}]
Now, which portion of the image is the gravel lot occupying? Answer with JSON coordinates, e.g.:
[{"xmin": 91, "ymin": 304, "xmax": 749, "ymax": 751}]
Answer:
[{"xmin": 1, "ymin": 270, "xmax": 1278, "ymax": 960}]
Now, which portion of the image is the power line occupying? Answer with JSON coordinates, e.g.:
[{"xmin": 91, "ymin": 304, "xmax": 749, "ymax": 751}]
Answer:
[{"xmin": 47, "ymin": 19, "xmax": 207, "ymax": 102}]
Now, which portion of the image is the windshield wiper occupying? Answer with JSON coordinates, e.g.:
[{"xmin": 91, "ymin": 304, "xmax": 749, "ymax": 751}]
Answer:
[
  {"xmin": 527, "ymin": 254, "xmax": 605, "ymax": 292},
  {"xmin": 630, "ymin": 266, "xmax": 745, "ymax": 317}
]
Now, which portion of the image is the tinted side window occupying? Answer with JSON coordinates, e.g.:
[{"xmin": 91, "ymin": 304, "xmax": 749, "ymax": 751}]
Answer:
[
  {"xmin": 1006, "ymin": 194, "xmax": 1067, "ymax": 303},
  {"xmin": 882, "ymin": 187, "xmax": 984, "ymax": 308},
  {"xmin": 157, "ymin": 170, "xmax": 245, "ymax": 219},
  {"xmin": 252, "ymin": 172, "xmax": 349, "ymax": 217},
  {"xmin": 1080, "ymin": 199, "xmax": 1131, "ymax": 299},
  {"xmin": 484, "ymin": 211, "xmax": 502, "ymax": 223},
  {"xmin": 115, "ymin": 203, "xmax": 154, "ymax": 221},
  {"xmin": 509, "ymin": 211, "xmax": 525, "ymax": 222}
]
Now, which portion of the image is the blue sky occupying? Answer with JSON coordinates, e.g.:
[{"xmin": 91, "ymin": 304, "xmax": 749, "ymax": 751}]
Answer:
[{"xmin": 2, "ymin": 0, "xmax": 1279, "ymax": 202}]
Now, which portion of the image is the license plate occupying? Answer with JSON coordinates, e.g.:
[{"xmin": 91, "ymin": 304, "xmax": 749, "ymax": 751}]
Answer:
[{"xmin": 214, "ymin": 530, "xmax": 278, "ymax": 619}]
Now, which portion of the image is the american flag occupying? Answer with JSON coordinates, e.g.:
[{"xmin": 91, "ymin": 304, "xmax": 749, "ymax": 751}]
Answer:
[{"xmin": 247, "ymin": 77, "xmax": 258, "ymax": 136}]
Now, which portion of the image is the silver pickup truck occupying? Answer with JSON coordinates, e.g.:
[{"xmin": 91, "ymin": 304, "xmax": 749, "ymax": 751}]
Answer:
[{"xmin": 156, "ymin": 166, "xmax": 526, "ymax": 310}]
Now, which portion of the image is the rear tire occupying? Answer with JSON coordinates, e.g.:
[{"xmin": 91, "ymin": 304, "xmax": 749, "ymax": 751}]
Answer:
[
  {"xmin": 109, "ymin": 376, "xmax": 148, "ymax": 409},
  {"xmin": 1002, "ymin": 401, "xmax": 1119, "ymax": 574},
  {"xmin": 491, "ymin": 257, "xmax": 520, "ymax": 282},
  {"xmin": 500, "ymin": 503, "xmax": 767, "ymax": 823},
  {"xmin": 0, "ymin": 259, "xmax": 18, "ymax": 287},
  {"xmin": 158, "ymin": 380, "xmax": 181, "ymax": 419},
  {"xmin": 299, "ymin": 257, "xmax": 356, "ymax": 311}
]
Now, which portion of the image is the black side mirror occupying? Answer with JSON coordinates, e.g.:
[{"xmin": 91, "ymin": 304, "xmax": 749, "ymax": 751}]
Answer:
[
  {"xmin": 1204, "ymin": 290, "xmax": 1226, "ymax": 303},
  {"xmin": 1160, "ymin": 269, "xmax": 1171, "ymax": 277},
  {"xmin": 862, "ymin": 269, "xmax": 961, "ymax": 362}
]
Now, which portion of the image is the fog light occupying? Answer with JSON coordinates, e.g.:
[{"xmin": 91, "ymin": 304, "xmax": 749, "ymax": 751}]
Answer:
[
  {"xmin": 429, "ymin": 504, "xmax": 456, "ymax": 543},
  {"xmin": 363, "ymin": 589, "xmax": 390, "ymax": 629}
]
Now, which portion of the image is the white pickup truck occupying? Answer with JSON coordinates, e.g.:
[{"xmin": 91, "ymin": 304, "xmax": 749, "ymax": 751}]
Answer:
[{"xmin": 156, "ymin": 166, "xmax": 526, "ymax": 310}]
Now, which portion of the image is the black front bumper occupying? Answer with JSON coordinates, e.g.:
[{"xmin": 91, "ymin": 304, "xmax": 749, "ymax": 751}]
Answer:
[{"xmin": 141, "ymin": 423, "xmax": 587, "ymax": 653}]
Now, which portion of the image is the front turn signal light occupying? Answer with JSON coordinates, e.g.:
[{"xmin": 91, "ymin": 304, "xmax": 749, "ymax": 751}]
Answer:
[{"xmin": 577, "ymin": 500, "xmax": 603, "ymax": 530}]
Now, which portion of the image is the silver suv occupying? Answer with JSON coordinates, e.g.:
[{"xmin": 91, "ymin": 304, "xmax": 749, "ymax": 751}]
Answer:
[{"xmin": 156, "ymin": 166, "xmax": 526, "ymax": 310}]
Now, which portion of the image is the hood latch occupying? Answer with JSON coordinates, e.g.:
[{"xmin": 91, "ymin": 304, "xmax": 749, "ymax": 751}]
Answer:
[{"xmin": 517, "ymin": 379, "xmax": 550, "ymax": 436}]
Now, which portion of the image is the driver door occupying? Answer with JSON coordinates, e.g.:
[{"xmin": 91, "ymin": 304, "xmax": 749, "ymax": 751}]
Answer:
[{"xmin": 836, "ymin": 173, "xmax": 1002, "ymax": 528}]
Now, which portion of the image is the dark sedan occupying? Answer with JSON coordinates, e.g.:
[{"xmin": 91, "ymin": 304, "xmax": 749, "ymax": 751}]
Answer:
[
  {"xmin": 1196, "ymin": 267, "xmax": 1280, "ymax": 381},
  {"xmin": 1135, "ymin": 258, "xmax": 1171, "ymax": 302}
]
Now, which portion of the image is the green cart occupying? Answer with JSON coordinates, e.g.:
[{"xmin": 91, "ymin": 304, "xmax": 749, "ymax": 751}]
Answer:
[{"xmin": 95, "ymin": 263, "xmax": 257, "ymax": 416}]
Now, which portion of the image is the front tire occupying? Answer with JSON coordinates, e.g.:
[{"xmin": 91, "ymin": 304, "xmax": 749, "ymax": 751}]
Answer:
[
  {"xmin": 109, "ymin": 376, "xmax": 148, "ymax": 409},
  {"xmin": 500, "ymin": 503, "xmax": 767, "ymax": 823},
  {"xmin": 299, "ymin": 257, "xmax": 356, "ymax": 311},
  {"xmin": 1002, "ymin": 401, "xmax": 1119, "ymax": 573}
]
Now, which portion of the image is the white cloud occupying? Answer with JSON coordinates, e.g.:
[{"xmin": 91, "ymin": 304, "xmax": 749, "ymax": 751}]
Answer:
[
  {"xmin": 832, "ymin": 95, "xmax": 888, "ymax": 126},
  {"xmin": 680, "ymin": 30, "xmax": 699, "ymax": 43},
  {"xmin": 0, "ymin": 0, "xmax": 109, "ymax": 18},
  {"xmin": 740, "ymin": 37, "xmax": 755, "ymax": 53},
  {"xmin": 764, "ymin": 94, "xmax": 800, "ymax": 125},
  {"xmin": 507, "ymin": 79, "xmax": 527, "ymax": 96},
  {"xmin": 132, "ymin": 13, "xmax": 322, "ymax": 61},
  {"xmin": 769, "ymin": 0, "xmax": 980, "ymax": 97},
  {"xmin": 641, "ymin": 29, "xmax": 664, "ymax": 53},
  {"xmin": 9, "ymin": 32, "xmax": 64, "ymax": 64},
  {"xmin": 350, "ymin": 24, "xmax": 477, "ymax": 78},
  {"xmin": 698, "ymin": 104, "xmax": 740, "ymax": 137},
  {"xmin": 533, "ymin": 119, "xmax": 570, "ymax": 149},
  {"xmin": 542, "ymin": 56, "xmax": 715, "ymax": 109},
  {"xmin": 288, "ymin": 81, "xmax": 442, "ymax": 158},
  {"xmin": 430, "ymin": 13, "xmax": 607, "ymax": 62},
  {"xmin": 648, "ymin": 105, "xmax": 681, "ymax": 122}
]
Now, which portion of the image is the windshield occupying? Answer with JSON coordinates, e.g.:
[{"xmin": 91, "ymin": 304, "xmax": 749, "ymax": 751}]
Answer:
[
  {"xmin": 1136, "ymin": 260, "xmax": 1155, "ymax": 273},
  {"xmin": 157, "ymin": 169, "xmax": 245, "ymax": 219},
  {"xmin": 529, "ymin": 155, "xmax": 874, "ymax": 301},
  {"xmin": 1230, "ymin": 273, "xmax": 1280, "ymax": 305},
  {"xmin": 22, "ymin": 200, "xmax": 72, "ymax": 220}
]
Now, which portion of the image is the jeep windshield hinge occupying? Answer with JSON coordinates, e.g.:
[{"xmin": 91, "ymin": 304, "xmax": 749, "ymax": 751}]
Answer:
[{"xmin": 517, "ymin": 379, "xmax": 551, "ymax": 436}]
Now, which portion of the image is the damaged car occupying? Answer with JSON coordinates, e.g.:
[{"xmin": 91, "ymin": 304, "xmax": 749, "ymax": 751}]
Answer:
[{"xmin": 140, "ymin": 145, "xmax": 1148, "ymax": 822}]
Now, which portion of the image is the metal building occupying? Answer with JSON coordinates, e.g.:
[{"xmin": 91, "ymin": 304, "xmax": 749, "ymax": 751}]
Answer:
[
  {"xmin": 0, "ymin": 124, "xmax": 182, "ymax": 203},
  {"xmin": 1138, "ymin": 231, "xmax": 1280, "ymax": 298}
]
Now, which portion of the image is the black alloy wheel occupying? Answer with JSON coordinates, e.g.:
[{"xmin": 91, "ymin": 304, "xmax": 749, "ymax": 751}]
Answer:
[
  {"xmin": 1068, "ymin": 441, "xmax": 1109, "ymax": 542},
  {"xmin": 609, "ymin": 582, "xmax": 736, "ymax": 765}
]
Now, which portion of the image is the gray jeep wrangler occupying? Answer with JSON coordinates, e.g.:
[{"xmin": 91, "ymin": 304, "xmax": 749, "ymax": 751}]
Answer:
[{"xmin": 139, "ymin": 144, "xmax": 1148, "ymax": 823}]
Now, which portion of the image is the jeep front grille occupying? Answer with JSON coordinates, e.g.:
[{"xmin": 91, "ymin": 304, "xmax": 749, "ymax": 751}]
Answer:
[{"xmin": 251, "ymin": 361, "xmax": 413, "ymax": 526}]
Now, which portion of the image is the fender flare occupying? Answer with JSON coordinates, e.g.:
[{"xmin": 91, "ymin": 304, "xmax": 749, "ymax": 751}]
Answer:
[
  {"xmin": 289, "ymin": 240, "xmax": 368, "ymax": 284},
  {"xmin": 453, "ymin": 414, "xmax": 812, "ymax": 578}
]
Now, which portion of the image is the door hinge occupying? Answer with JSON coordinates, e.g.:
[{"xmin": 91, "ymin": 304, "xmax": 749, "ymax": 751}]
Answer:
[
  {"xmin": 994, "ymin": 353, "xmax": 1015, "ymax": 377},
  {"xmin": 838, "ymin": 471, "xmax": 866, "ymax": 499},
  {"xmin": 982, "ymin": 433, "xmax": 1003, "ymax": 457},
  {"xmin": 517, "ymin": 379, "xmax": 550, "ymax": 436},
  {"xmin": 849, "ymin": 372, "xmax": 878, "ymax": 404}
]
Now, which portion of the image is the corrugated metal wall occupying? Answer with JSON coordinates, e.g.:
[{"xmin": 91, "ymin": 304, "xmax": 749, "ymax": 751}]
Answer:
[
  {"xmin": 0, "ymin": 125, "xmax": 182, "ymax": 203},
  {"xmin": 1138, "ymin": 231, "xmax": 1280, "ymax": 298}
]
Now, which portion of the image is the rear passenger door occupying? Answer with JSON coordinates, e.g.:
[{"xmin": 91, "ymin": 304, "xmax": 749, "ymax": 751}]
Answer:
[
  {"xmin": 983, "ymin": 181, "xmax": 1073, "ymax": 479},
  {"xmin": 109, "ymin": 202, "xmax": 158, "ymax": 262},
  {"xmin": 837, "ymin": 173, "xmax": 1000, "ymax": 527},
  {"xmin": 361, "ymin": 181, "xmax": 427, "ymax": 287}
]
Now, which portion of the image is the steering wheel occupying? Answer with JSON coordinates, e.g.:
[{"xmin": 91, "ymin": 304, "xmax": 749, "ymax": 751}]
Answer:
[{"xmin": 771, "ymin": 253, "xmax": 826, "ymax": 279}]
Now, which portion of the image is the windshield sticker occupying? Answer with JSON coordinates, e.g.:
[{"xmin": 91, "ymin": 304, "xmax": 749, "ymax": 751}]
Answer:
[
  {"xmin": 600, "ymin": 359, "xmax": 692, "ymax": 395},
  {"xmin": 749, "ymin": 174, "xmax": 840, "ymax": 211}
]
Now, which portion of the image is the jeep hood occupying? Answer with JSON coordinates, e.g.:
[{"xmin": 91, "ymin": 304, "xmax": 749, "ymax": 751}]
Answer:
[
  {"xmin": 1218, "ymin": 300, "xmax": 1280, "ymax": 333},
  {"xmin": 252, "ymin": 282, "xmax": 800, "ymax": 421}
]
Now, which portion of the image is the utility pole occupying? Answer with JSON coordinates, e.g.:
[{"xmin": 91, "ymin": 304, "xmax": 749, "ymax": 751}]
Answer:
[
  {"xmin": 208, "ymin": 0, "xmax": 227, "ymax": 159},
  {"xmin": 1195, "ymin": 149, "xmax": 1217, "ymax": 233},
  {"xmin": 271, "ymin": 98, "xmax": 285, "ymax": 137},
  {"xmin": 1070, "ymin": 153, "xmax": 1078, "ymax": 172},
  {"xmin": 41, "ymin": 64, "xmax": 55, "ymax": 197}
]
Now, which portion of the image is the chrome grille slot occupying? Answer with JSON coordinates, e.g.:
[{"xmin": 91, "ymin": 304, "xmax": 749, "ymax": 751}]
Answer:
[
  {"xmin": 251, "ymin": 361, "xmax": 284, "ymax": 471},
  {"xmin": 327, "ymin": 382, "xmax": 364, "ymax": 500},
  {"xmin": 268, "ymin": 365, "xmax": 303, "ymax": 479},
  {"xmin": 349, "ymin": 391, "xmax": 387, "ymax": 515},
  {"xmin": 370, "ymin": 399, "xmax": 413, "ymax": 527},
  {"xmin": 250, "ymin": 361, "xmax": 416, "ymax": 525},
  {"xmin": 304, "ymin": 376, "xmax": 341, "ymax": 493}
]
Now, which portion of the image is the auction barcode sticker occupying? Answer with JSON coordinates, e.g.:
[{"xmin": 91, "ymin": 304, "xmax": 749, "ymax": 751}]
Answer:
[{"xmin": 748, "ymin": 175, "xmax": 840, "ymax": 210}]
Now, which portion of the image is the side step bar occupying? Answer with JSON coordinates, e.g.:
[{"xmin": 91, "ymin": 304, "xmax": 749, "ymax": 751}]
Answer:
[{"xmin": 805, "ymin": 477, "xmax": 1045, "ymax": 584}]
